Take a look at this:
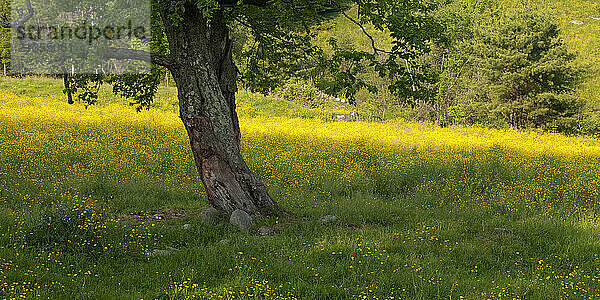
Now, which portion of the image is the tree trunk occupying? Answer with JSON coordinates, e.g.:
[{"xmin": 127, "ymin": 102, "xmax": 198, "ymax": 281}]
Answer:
[
  {"xmin": 63, "ymin": 73, "xmax": 74, "ymax": 104},
  {"xmin": 159, "ymin": 3, "xmax": 284, "ymax": 216}
]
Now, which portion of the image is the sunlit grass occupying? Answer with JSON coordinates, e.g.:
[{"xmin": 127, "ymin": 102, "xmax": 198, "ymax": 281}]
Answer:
[{"xmin": 1, "ymin": 87, "xmax": 600, "ymax": 299}]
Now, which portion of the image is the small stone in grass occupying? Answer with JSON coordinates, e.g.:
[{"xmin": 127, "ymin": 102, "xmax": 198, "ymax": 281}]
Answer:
[
  {"xmin": 257, "ymin": 226, "xmax": 274, "ymax": 236},
  {"xmin": 319, "ymin": 214, "xmax": 337, "ymax": 224},
  {"xmin": 201, "ymin": 206, "xmax": 221, "ymax": 225},
  {"xmin": 229, "ymin": 209, "xmax": 254, "ymax": 232}
]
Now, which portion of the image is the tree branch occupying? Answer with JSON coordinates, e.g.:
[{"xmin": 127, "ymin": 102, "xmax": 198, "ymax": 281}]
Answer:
[
  {"xmin": 231, "ymin": 14, "xmax": 322, "ymax": 66},
  {"xmin": 337, "ymin": 7, "xmax": 393, "ymax": 56},
  {"xmin": 1, "ymin": 0, "xmax": 173, "ymax": 70},
  {"xmin": 239, "ymin": 0, "xmax": 277, "ymax": 7},
  {"xmin": 104, "ymin": 47, "xmax": 175, "ymax": 69},
  {"xmin": 2, "ymin": 0, "xmax": 34, "ymax": 28}
]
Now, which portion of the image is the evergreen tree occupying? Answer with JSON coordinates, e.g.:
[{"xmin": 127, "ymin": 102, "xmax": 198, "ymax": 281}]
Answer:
[{"xmin": 466, "ymin": 11, "xmax": 581, "ymax": 131}]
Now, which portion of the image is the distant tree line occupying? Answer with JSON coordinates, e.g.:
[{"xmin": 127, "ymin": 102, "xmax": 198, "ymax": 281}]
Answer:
[
  {"xmin": 1, "ymin": 0, "xmax": 597, "ymax": 135},
  {"xmin": 237, "ymin": 0, "xmax": 592, "ymax": 134}
]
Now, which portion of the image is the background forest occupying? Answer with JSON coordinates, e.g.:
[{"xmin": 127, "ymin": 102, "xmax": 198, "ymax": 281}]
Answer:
[
  {"xmin": 234, "ymin": 0, "xmax": 600, "ymax": 135},
  {"xmin": 3, "ymin": 0, "xmax": 600, "ymax": 135}
]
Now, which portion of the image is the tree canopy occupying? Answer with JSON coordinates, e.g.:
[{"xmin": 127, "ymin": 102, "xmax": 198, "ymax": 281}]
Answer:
[{"xmin": 5, "ymin": 0, "xmax": 448, "ymax": 110}]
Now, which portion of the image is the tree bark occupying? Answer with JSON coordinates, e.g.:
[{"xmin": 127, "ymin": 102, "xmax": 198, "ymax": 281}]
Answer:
[
  {"xmin": 63, "ymin": 73, "xmax": 74, "ymax": 104},
  {"xmin": 158, "ymin": 3, "xmax": 284, "ymax": 216}
]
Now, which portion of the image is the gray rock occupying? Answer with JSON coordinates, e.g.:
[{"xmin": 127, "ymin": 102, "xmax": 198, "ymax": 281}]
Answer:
[
  {"xmin": 229, "ymin": 209, "xmax": 254, "ymax": 232},
  {"xmin": 319, "ymin": 214, "xmax": 338, "ymax": 224},
  {"xmin": 147, "ymin": 249, "xmax": 171, "ymax": 257},
  {"xmin": 182, "ymin": 223, "xmax": 191, "ymax": 229},
  {"xmin": 570, "ymin": 20, "xmax": 584, "ymax": 25},
  {"xmin": 201, "ymin": 207, "xmax": 221, "ymax": 225},
  {"xmin": 257, "ymin": 226, "xmax": 274, "ymax": 236},
  {"xmin": 219, "ymin": 239, "xmax": 231, "ymax": 245}
]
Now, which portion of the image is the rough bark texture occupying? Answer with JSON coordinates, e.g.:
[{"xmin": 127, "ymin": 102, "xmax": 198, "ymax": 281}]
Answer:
[{"xmin": 158, "ymin": 3, "xmax": 284, "ymax": 216}]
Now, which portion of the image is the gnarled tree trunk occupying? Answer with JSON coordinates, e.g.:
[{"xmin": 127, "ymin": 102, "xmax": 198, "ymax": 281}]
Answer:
[{"xmin": 159, "ymin": 3, "xmax": 284, "ymax": 216}]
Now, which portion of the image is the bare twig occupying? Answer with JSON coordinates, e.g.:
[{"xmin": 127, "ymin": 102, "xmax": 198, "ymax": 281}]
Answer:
[
  {"xmin": 104, "ymin": 47, "xmax": 175, "ymax": 69},
  {"xmin": 336, "ymin": 5, "xmax": 392, "ymax": 55},
  {"xmin": 2, "ymin": 0, "xmax": 34, "ymax": 28}
]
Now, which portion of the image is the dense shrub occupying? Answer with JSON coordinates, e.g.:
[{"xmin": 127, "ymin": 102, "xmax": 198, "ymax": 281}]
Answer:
[
  {"xmin": 280, "ymin": 82, "xmax": 328, "ymax": 108},
  {"xmin": 579, "ymin": 111, "xmax": 600, "ymax": 136}
]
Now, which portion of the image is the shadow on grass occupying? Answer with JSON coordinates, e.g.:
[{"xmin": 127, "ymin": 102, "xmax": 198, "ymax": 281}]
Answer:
[{"xmin": 2, "ymin": 117, "xmax": 600, "ymax": 298}]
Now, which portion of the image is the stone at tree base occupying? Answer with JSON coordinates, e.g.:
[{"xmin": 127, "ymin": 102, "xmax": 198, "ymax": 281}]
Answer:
[
  {"xmin": 201, "ymin": 207, "xmax": 221, "ymax": 225},
  {"xmin": 229, "ymin": 209, "xmax": 254, "ymax": 232},
  {"xmin": 319, "ymin": 214, "xmax": 338, "ymax": 224}
]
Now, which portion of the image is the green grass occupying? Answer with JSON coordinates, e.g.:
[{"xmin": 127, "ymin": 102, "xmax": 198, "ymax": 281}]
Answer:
[
  {"xmin": 0, "ymin": 76, "xmax": 181, "ymax": 110},
  {"xmin": 0, "ymin": 76, "xmax": 334, "ymax": 119},
  {"xmin": 1, "ymin": 79, "xmax": 600, "ymax": 298},
  {"xmin": 1, "ymin": 0, "xmax": 600, "ymax": 296}
]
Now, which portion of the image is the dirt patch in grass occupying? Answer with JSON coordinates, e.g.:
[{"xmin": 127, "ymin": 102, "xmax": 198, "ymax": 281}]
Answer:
[{"xmin": 119, "ymin": 207, "xmax": 188, "ymax": 222}]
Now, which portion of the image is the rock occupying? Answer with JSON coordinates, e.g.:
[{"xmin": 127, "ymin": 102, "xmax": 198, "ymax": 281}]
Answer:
[
  {"xmin": 201, "ymin": 207, "xmax": 221, "ymax": 225},
  {"xmin": 319, "ymin": 214, "xmax": 338, "ymax": 224},
  {"xmin": 182, "ymin": 223, "xmax": 191, "ymax": 229},
  {"xmin": 147, "ymin": 249, "xmax": 171, "ymax": 257},
  {"xmin": 219, "ymin": 239, "xmax": 231, "ymax": 245},
  {"xmin": 229, "ymin": 209, "xmax": 254, "ymax": 232},
  {"xmin": 257, "ymin": 226, "xmax": 274, "ymax": 236},
  {"xmin": 570, "ymin": 20, "xmax": 584, "ymax": 25},
  {"xmin": 147, "ymin": 246, "xmax": 179, "ymax": 257}
]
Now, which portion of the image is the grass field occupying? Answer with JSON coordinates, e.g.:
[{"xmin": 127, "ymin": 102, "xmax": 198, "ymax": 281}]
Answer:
[{"xmin": 1, "ymin": 78, "xmax": 600, "ymax": 299}]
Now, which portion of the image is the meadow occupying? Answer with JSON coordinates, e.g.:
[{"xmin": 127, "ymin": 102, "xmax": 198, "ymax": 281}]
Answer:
[{"xmin": 1, "ymin": 78, "xmax": 600, "ymax": 299}]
